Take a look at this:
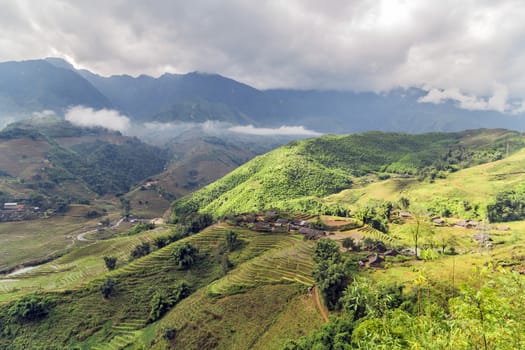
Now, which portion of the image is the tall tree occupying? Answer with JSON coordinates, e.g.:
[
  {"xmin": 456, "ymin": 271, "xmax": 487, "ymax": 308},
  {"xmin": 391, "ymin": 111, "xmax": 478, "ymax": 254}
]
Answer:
[{"xmin": 402, "ymin": 208, "xmax": 434, "ymax": 259}]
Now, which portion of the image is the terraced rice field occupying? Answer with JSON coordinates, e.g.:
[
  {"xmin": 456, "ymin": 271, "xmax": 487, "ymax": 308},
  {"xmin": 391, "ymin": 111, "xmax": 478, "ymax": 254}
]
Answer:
[
  {"xmin": 83, "ymin": 225, "xmax": 305, "ymax": 349},
  {"xmin": 209, "ymin": 235, "xmax": 314, "ymax": 295},
  {"xmin": 357, "ymin": 225, "xmax": 398, "ymax": 243}
]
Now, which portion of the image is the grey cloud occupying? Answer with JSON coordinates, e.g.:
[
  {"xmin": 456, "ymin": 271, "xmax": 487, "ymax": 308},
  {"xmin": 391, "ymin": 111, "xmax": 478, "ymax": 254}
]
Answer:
[{"xmin": 1, "ymin": 0, "xmax": 525, "ymax": 109}]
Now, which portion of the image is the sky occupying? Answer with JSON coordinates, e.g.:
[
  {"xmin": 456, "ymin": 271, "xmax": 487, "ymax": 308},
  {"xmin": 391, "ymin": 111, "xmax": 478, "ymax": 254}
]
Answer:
[{"xmin": 1, "ymin": 0, "xmax": 525, "ymax": 113}]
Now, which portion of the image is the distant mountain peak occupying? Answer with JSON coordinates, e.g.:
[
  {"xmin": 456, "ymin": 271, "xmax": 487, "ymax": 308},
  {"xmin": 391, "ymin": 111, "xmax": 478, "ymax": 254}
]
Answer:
[{"xmin": 44, "ymin": 57, "xmax": 75, "ymax": 71}]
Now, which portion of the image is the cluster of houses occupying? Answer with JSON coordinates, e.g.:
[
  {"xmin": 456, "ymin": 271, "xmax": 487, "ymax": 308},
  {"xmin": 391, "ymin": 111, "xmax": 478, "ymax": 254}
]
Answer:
[
  {"xmin": 229, "ymin": 212, "xmax": 326, "ymax": 239},
  {"xmin": 1, "ymin": 202, "xmax": 40, "ymax": 222},
  {"xmin": 400, "ymin": 212, "xmax": 510, "ymax": 231}
]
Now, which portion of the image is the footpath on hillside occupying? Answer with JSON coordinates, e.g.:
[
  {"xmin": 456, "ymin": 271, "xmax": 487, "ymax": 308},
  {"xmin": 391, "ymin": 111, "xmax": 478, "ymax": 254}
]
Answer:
[{"xmin": 313, "ymin": 286, "xmax": 329, "ymax": 322}]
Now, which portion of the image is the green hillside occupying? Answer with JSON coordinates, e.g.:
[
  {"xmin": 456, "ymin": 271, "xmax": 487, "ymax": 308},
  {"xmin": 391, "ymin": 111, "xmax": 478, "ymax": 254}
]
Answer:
[{"xmin": 171, "ymin": 129, "xmax": 524, "ymax": 220}]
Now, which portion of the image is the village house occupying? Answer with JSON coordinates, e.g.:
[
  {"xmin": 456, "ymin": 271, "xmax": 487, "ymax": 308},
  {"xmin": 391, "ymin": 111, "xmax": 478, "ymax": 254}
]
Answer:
[
  {"xmin": 3, "ymin": 202, "xmax": 18, "ymax": 210},
  {"xmin": 275, "ymin": 218, "xmax": 289, "ymax": 225},
  {"xmin": 432, "ymin": 218, "xmax": 446, "ymax": 226},
  {"xmin": 367, "ymin": 254, "xmax": 384, "ymax": 267},
  {"xmin": 384, "ymin": 249, "xmax": 400, "ymax": 257},
  {"xmin": 454, "ymin": 219, "xmax": 479, "ymax": 229},
  {"xmin": 299, "ymin": 227, "xmax": 325, "ymax": 239},
  {"xmin": 472, "ymin": 233, "xmax": 491, "ymax": 243},
  {"xmin": 254, "ymin": 222, "xmax": 273, "ymax": 232},
  {"xmin": 399, "ymin": 212, "xmax": 411, "ymax": 218},
  {"xmin": 142, "ymin": 181, "xmax": 158, "ymax": 189}
]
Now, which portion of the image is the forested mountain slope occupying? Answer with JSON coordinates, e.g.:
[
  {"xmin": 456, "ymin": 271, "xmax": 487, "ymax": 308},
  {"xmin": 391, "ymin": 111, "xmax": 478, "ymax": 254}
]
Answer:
[{"xmin": 171, "ymin": 129, "xmax": 524, "ymax": 219}]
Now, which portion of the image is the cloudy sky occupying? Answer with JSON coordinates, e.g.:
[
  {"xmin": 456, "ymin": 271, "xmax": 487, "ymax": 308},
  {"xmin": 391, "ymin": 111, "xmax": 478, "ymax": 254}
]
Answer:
[{"xmin": 1, "ymin": 0, "xmax": 525, "ymax": 112}]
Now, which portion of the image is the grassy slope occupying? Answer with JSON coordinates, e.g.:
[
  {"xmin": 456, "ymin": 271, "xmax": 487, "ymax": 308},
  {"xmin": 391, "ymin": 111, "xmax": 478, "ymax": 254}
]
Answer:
[
  {"xmin": 325, "ymin": 145, "xmax": 525, "ymax": 214},
  {"xmin": 171, "ymin": 129, "xmax": 524, "ymax": 218}
]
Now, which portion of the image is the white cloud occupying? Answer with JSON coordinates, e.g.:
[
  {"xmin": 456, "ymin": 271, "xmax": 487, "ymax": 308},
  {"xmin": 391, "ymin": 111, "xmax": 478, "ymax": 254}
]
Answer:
[
  {"xmin": 418, "ymin": 84, "xmax": 513, "ymax": 113},
  {"xmin": 31, "ymin": 109, "xmax": 56, "ymax": 118},
  {"xmin": 228, "ymin": 125, "xmax": 321, "ymax": 136},
  {"xmin": 64, "ymin": 106, "xmax": 130, "ymax": 132}
]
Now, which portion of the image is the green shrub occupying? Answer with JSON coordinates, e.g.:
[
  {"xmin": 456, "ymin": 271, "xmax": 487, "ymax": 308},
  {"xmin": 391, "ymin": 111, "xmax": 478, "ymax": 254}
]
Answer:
[
  {"xmin": 103, "ymin": 256, "xmax": 117, "ymax": 270},
  {"xmin": 172, "ymin": 243, "xmax": 198, "ymax": 269},
  {"xmin": 100, "ymin": 278, "xmax": 116, "ymax": 298},
  {"xmin": 130, "ymin": 242, "xmax": 150, "ymax": 259},
  {"xmin": 8, "ymin": 294, "xmax": 52, "ymax": 322},
  {"xmin": 128, "ymin": 223, "xmax": 155, "ymax": 235},
  {"xmin": 153, "ymin": 236, "xmax": 169, "ymax": 249},
  {"xmin": 149, "ymin": 281, "xmax": 191, "ymax": 322}
]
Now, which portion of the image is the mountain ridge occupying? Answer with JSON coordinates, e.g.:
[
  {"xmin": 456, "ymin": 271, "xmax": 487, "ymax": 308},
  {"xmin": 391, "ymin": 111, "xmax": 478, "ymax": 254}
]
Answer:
[{"xmin": 0, "ymin": 57, "xmax": 523, "ymax": 133}]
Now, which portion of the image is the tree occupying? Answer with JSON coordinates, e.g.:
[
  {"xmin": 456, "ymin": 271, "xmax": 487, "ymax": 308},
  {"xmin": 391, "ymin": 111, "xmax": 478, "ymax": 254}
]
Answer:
[
  {"xmin": 172, "ymin": 243, "xmax": 198, "ymax": 269},
  {"xmin": 129, "ymin": 223, "xmax": 155, "ymax": 235},
  {"xmin": 354, "ymin": 202, "xmax": 389, "ymax": 233},
  {"xmin": 148, "ymin": 281, "xmax": 191, "ymax": 322},
  {"xmin": 313, "ymin": 239, "xmax": 341, "ymax": 263},
  {"xmin": 184, "ymin": 213, "xmax": 213, "ymax": 233},
  {"xmin": 340, "ymin": 278, "xmax": 404, "ymax": 321},
  {"xmin": 103, "ymin": 256, "xmax": 117, "ymax": 270},
  {"xmin": 100, "ymin": 278, "xmax": 116, "ymax": 298},
  {"xmin": 314, "ymin": 261, "xmax": 348, "ymax": 310},
  {"xmin": 130, "ymin": 242, "xmax": 150, "ymax": 259},
  {"xmin": 399, "ymin": 197, "xmax": 410, "ymax": 210},
  {"xmin": 312, "ymin": 239, "xmax": 348, "ymax": 310},
  {"xmin": 153, "ymin": 236, "xmax": 169, "ymax": 249},
  {"xmin": 342, "ymin": 237, "xmax": 358, "ymax": 251},
  {"xmin": 172, "ymin": 280, "xmax": 191, "ymax": 302},
  {"xmin": 148, "ymin": 292, "xmax": 168, "ymax": 322},
  {"xmin": 225, "ymin": 230, "xmax": 238, "ymax": 251},
  {"xmin": 402, "ymin": 209, "xmax": 434, "ymax": 259},
  {"xmin": 120, "ymin": 198, "xmax": 131, "ymax": 216}
]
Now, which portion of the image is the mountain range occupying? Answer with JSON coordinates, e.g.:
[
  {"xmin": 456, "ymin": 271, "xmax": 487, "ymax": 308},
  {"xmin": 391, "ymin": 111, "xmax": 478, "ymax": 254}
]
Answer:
[{"xmin": 0, "ymin": 58, "xmax": 524, "ymax": 133}]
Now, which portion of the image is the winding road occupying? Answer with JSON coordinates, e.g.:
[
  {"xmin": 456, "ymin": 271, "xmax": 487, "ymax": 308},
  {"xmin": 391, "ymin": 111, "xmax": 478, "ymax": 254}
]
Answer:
[{"xmin": 76, "ymin": 217, "xmax": 126, "ymax": 242}]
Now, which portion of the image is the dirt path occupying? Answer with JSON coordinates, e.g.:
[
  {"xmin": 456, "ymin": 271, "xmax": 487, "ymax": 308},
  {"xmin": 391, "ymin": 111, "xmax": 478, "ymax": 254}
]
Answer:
[
  {"xmin": 76, "ymin": 217, "xmax": 125, "ymax": 241},
  {"xmin": 313, "ymin": 286, "xmax": 329, "ymax": 322},
  {"xmin": 76, "ymin": 229, "xmax": 97, "ymax": 241}
]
